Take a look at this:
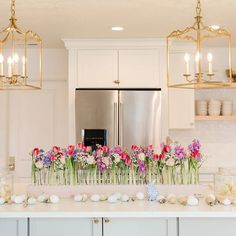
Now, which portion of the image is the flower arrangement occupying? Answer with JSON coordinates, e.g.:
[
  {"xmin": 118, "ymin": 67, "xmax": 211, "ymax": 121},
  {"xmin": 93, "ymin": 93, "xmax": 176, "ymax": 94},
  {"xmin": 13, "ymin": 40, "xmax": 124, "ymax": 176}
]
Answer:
[{"xmin": 30, "ymin": 140, "xmax": 205, "ymax": 185}]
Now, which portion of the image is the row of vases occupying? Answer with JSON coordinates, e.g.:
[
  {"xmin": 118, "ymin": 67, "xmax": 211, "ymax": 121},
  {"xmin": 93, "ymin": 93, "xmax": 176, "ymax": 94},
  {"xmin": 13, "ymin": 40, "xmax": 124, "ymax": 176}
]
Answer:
[{"xmin": 32, "ymin": 165, "xmax": 199, "ymax": 185}]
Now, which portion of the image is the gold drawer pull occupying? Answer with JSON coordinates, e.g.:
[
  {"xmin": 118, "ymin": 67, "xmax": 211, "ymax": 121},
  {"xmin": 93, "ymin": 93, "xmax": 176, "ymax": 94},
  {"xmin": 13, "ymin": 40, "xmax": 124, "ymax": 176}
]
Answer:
[
  {"xmin": 94, "ymin": 218, "xmax": 99, "ymax": 224},
  {"xmin": 104, "ymin": 218, "xmax": 110, "ymax": 223}
]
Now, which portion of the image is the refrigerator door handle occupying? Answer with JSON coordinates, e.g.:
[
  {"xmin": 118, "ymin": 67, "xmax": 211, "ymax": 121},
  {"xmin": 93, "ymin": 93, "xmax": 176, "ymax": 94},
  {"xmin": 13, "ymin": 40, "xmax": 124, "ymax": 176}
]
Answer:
[
  {"xmin": 119, "ymin": 102, "xmax": 123, "ymax": 147},
  {"xmin": 114, "ymin": 102, "xmax": 118, "ymax": 146}
]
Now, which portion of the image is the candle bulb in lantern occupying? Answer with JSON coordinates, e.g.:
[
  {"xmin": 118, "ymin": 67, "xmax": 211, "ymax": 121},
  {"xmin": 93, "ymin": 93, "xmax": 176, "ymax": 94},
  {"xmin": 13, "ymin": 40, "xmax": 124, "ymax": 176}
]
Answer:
[
  {"xmin": 195, "ymin": 52, "xmax": 200, "ymax": 74},
  {"xmin": 7, "ymin": 57, "xmax": 12, "ymax": 77},
  {"xmin": 22, "ymin": 56, "xmax": 26, "ymax": 77},
  {"xmin": 184, "ymin": 53, "xmax": 190, "ymax": 75},
  {"xmin": 207, "ymin": 53, "xmax": 213, "ymax": 74},
  {"xmin": 13, "ymin": 53, "xmax": 19, "ymax": 75},
  {"xmin": 0, "ymin": 54, "xmax": 4, "ymax": 76}
]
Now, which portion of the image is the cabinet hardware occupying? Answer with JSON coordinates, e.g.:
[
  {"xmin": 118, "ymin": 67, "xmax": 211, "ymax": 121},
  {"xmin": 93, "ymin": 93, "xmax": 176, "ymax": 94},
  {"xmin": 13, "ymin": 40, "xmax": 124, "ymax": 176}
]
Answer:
[
  {"xmin": 94, "ymin": 218, "xmax": 99, "ymax": 224},
  {"xmin": 104, "ymin": 218, "xmax": 110, "ymax": 223},
  {"xmin": 113, "ymin": 80, "xmax": 120, "ymax": 84}
]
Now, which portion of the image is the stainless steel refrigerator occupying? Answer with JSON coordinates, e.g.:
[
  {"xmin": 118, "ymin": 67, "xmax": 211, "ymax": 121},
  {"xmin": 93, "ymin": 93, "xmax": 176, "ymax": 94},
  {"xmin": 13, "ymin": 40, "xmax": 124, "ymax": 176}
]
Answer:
[{"xmin": 75, "ymin": 89, "xmax": 161, "ymax": 149}]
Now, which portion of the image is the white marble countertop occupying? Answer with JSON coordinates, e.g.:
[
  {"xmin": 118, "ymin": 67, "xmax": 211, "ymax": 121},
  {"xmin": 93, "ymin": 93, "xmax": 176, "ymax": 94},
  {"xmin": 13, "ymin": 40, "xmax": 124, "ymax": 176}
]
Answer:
[{"xmin": 1, "ymin": 199, "xmax": 236, "ymax": 218}]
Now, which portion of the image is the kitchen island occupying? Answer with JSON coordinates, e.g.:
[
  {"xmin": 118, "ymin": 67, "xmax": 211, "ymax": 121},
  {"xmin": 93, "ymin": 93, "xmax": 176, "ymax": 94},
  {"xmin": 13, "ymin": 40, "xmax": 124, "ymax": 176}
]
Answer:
[{"xmin": 1, "ymin": 199, "xmax": 236, "ymax": 236}]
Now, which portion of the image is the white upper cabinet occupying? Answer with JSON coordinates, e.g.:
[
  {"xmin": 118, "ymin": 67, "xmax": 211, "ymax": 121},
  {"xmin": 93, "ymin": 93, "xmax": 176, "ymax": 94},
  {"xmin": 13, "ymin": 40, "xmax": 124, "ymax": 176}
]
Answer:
[
  {"xmin": 118, "ymin": 49, "xmax": 160, "ymax": 88},
  {"xmin": 77, "ymin": 50, "xmax": 118, "ymax": 88},
  {"xmin": 168, "ymin": 51, "xmax": 195, "ymax": 129}
]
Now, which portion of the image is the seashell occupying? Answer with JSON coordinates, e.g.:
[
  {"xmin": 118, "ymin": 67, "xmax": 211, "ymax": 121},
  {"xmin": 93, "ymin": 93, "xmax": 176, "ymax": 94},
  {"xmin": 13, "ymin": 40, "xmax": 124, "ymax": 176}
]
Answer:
[
  {"xmin": 187, "ymin": 196, "xmax": 199, "ymax": 206},
  {"xmin": 100, "ymin": 194, "xmax": 108, "ymax": 201},
  {"xmin": 178, "ymin": 195, "xmax": 188, "ymax": 206},
  {"xmin": 156, "ymin": 195, "xmax": 166, "ymax": 204},
  {"xmin": 14, "ymin": 195, "xmax": 24, "ymax": 204},
  {"xmin": 205, "ymin": 194, "xmax": 216, "ymax": 206},
  {"xmin": 37, "ymin": 193, "xmax": 49, "ymax": 203},
  {"xmin": 27, "ymin": 197, "xmax": 37, "ymax": 205},
  {"xmin": 121, "ymin": 194, "xmax": 129, "ymax": 202},
  {"xmin": 136, "ymin": 192, "xmax": 145, "ymax": 200},
  {"xmin": 222, "ymin": 198, "xmax": 231, "ymax": 206},
  {"xmin": 0, "ymin": 197, "xmax": 5, "ymax": 205},
  {"xmin": 114, "ymin": 193, "xmax": 122, "ymax": 200},
  {"xmin": 167, "ymin": 193, "xmax": 177, "ymax": 204},
  {"xmin": 90, "ymin": 194, "xmax": 100, "ymax": 202},
  {"xmin": 108, "ymin": 195, "xmax": 118, "ymax": 203},
  {"xmin": 82, "ymin": 194, "xmax": 88, "ymax": 202},
  {"xmin": 49, "ymin": 195, "xmax": 60, "ymax": 204}
]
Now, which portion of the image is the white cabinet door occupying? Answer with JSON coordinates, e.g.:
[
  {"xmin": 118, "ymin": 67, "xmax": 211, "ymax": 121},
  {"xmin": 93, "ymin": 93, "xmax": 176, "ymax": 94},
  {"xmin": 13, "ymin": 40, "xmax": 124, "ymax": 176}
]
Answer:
[
  {"xmin": 30, "ymin": 218, "xmax": 102, "ymax": 236},
  {"xmin": 103, "ymin": 218, "xmax": 177, "ymax": 236},
  {"xmin": 168, "ymin": 52, "xmax": 195, "ymax": 129},
  {"xmin": 119, "ymin": 49, "xmax": 160, "ymax": 88},
  {"xmin": 179, "ymin": 218, "xmax": 236, "ymax": 236},
  {"xmin": 169, "ymin": 88, "xmax": 195, "ymax": 129},
  {"xmin": 0, "ymin": 219, "xmax": 27, "ymax": 236},
  {"xmin": 77, "ymin": 50, "xmax": 118, "ymax": 88}
]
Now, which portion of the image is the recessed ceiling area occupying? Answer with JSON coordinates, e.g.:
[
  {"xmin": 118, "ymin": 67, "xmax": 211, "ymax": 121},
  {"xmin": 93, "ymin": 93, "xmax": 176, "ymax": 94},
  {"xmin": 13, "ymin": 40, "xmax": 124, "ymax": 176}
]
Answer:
[{"xmin": 0, "ymin": 0, "xmax": 235, "ymax": 48}]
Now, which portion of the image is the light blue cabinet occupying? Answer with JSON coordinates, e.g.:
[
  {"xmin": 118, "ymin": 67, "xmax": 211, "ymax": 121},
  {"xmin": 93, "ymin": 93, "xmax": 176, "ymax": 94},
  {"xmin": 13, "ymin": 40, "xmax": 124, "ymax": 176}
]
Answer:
[
  {"xmin": 0, "ymin": 219, "xmax": 27, "ymax": 236},
  {"xmin": 179, "ymin": 218, "xmax": 236, "ymax": 236},
  {"xmin": 103, "ymin": 218, "xmax": 177, "ymax": 236},
  {"xmin": 30, "ymin": 218, "xmax": 102, "ymax": 236}
]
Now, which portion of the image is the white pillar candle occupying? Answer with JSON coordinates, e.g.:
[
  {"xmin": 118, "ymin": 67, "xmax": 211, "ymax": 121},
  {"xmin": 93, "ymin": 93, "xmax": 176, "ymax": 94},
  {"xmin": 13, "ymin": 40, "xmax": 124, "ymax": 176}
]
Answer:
[
  {"xmin": 7, "ymin": 57, "xmax": 12, "ymax": 77},
  {"xmin": 184, "ymin": 53, "xmax": 190, "ymax": 75},
  {"xmin": 207, "ymin": 53, "xmax": 213, "ymax": 74},
  {"xmin": 13, "ymin": 54, "xmax": 19, "ymax": 75},
  {"xmin": 0, "ymin": 54, "xmax": 4, "ymax": 76},
  {"xmin": 195, "ymin": 52, "xmax": 200, "ymax": 74},
  {"xmin": 22, "ymin": 56, "xmax": 26, "ymax": 77}
]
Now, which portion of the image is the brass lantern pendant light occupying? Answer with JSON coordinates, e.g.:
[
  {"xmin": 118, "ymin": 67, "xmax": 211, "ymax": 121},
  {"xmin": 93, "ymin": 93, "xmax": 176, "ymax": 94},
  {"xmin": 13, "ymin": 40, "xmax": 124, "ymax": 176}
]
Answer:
[
  {"xmin": 0, "ymin": 0, "xmax": 42, "ymax": 90},
  {"xmin": 167, "ymin": 0, "xmax": 232, "ymax": 89}
]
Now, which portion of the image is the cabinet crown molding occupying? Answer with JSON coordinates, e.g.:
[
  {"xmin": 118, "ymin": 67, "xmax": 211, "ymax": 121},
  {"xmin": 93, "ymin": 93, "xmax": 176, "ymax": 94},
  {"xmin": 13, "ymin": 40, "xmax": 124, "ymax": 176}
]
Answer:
[{"xmin": 62, "ymin": 38, "xmax": 166, "ymax": 50}]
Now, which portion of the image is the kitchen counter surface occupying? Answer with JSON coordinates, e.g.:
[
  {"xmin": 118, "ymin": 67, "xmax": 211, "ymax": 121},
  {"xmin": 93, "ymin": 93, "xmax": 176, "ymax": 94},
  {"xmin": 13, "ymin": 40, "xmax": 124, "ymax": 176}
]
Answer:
[{"xmin": 1, "ymin": 199, "xmax": 236, "ymax": 218}]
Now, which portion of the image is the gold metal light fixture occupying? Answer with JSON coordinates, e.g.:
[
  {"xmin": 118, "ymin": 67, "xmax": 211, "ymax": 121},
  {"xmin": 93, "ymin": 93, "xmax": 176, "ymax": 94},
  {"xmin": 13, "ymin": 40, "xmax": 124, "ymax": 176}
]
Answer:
[
  {"xmin": 0, "ymin": 0, "xmax": 42, "ymax": 90},
  {"xmin": 167, "ymin": 0, "xmax": 232, "ymax": 89}
]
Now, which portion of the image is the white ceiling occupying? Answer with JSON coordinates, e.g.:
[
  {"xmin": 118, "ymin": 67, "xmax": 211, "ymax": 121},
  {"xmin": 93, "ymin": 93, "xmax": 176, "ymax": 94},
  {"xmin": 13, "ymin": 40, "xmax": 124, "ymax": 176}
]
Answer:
[{"xmin": 0, "ymin": 0, "xmax": 236, "ymax": 48}]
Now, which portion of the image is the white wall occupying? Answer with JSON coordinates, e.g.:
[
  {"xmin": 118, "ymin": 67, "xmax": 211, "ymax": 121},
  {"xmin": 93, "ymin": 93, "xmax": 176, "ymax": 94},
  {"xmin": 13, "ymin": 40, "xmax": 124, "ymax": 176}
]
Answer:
[{"xmin": 0, "ymin": 48, "xmax": 68, "ymax": 182}]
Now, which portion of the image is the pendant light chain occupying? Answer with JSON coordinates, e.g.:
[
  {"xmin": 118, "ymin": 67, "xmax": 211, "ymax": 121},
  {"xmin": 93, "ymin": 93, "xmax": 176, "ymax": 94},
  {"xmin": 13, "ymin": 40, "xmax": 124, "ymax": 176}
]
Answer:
[
  {"xmin": 196, "ymin": 0, "xmax": 201, "ymax": 17},
  {"xmin": 11, "ymin": 0, "xmax": 16, "ymax": 19}
]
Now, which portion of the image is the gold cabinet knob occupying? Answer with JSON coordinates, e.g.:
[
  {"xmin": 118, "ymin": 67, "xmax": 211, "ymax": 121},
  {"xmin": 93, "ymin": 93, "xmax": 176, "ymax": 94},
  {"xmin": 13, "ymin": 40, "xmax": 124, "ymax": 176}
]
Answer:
[
  {"xmin": 113, "ymin": 80, "xmax": 120, "ymax": 84},
  {"xmin": 104, "ymin": 218, "xmax": 110, "ymax": 223},
  {"xmin": 94, "ymin": 218, "xmax": 99, "ymax": 224}
]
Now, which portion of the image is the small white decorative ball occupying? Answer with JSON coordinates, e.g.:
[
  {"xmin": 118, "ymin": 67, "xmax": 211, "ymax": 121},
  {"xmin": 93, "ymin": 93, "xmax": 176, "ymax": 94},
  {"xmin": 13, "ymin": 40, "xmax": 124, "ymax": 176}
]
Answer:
[
  {"xmin": 27, "ymin": 197, "xmax": 37, "ymax": 205},
  {"xmin": 121, "ymin": 194, "xmax": 129, "ymax": 202},
  {"xmin": 136, "ymin": 192, "xmax": 145, "ymax": 200},
  {"xmin": 14, "ymin": 195, "xmax": 24, "ymax": 204},
  {"xmin": 222, "ymin": 198, "xmax": 231, "ymax": 206},
  {"xmin": 90, "ymin": 194, "xmax": 100, "ymax": 202},
  {"xmin": 187, "ymin": 196, "xmax": 199, "ymax": 206},
  {"xmin": 108, "ymin": 195, "xmax": 118, "ymax": 203},
  {"xmin": 49, "ymin": 195, "xmax": 60, "ymax": 204},
  {"xmin": 0, "ymin": 197, "xmax": 5, "ymax": 205},
  {"xmin": 74, "ymin": 194, "xmax": 83, "ymax": 202}
]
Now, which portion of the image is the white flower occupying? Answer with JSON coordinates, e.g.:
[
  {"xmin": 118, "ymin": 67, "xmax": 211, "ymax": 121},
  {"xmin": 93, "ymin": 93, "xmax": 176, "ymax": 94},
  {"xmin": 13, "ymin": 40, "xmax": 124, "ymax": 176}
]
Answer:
[
  {"xmin": 87, "ymin": 155, "xmax": 95, "ymax": 165},
  {"xmin": 166, "ymin": 158, "xmax": 175, "ymax": 167},
  {"xmin": 35, "ymin": 161, "xmax": 43, "ymax": 169},
  {"xmin": 102, "ymin": 156, "xmax": 110, "ymax": 167},
  {"xmin": 60, "ymin": 157, "xmax": 66, "ymax": 165},
  {"xmin": 114, "ymin": 154, "xmax": 121, "ymax": 163},
  {"xmin": 138, "ymin": 153, "xmax": 146, "ymax": 161}
]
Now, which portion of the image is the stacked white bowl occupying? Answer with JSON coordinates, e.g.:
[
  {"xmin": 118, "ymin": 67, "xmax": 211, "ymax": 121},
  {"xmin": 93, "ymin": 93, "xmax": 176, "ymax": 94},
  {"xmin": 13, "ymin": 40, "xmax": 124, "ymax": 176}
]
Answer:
[
  {"xmin": 208, "ymin": 100, "xmax": 221, "ymax": 116},
  {"xmin": 222, "ymin": 100, "xmax": 233, "ymax": 116},
  {"xmin": 196, "ymin": 100, "xmax": 208, "ymax": 116}
]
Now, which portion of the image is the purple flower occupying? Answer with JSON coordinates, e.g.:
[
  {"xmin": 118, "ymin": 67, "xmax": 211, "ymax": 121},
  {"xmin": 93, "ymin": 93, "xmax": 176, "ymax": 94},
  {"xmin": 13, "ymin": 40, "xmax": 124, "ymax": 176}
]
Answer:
[
  {"xmin": 188, "ymin": 139, "xmax": 201, "ymax": 153},
  {"xmin": 174, "ymin": 146, "xmax": 186, "ymax": 160},
  {"xmin": 138, "ymin": 160, "xmax": 146, "ymax": 173}
]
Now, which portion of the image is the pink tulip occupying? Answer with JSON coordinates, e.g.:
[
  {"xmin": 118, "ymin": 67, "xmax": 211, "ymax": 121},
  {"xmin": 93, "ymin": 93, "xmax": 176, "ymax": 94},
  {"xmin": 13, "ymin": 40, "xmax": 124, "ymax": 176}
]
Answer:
[
  {"xmin": 52, "ymin": 146, "xmax": 60, "ymax": 153},
  {"xmin": 67, "ymin": 145, "xmax": 75, "ymax": 156},
  {"xmin": 32, "ymin": 148, "xmax": 39, "ymax": 156}
]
